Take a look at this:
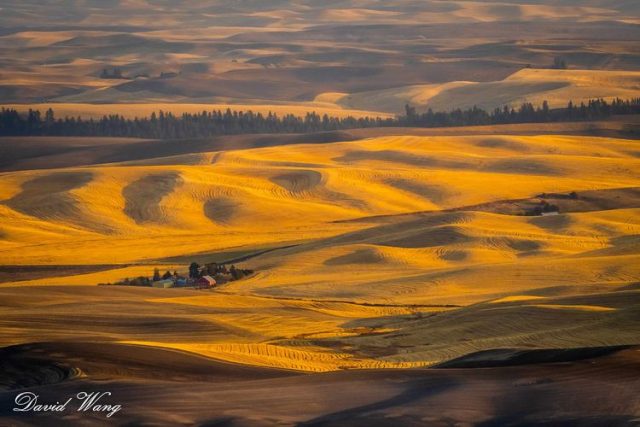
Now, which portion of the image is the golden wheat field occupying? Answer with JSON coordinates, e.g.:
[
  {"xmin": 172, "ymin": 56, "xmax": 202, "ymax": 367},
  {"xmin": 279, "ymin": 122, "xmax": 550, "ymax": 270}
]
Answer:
[
  {"xmin": 2, "ymin": 1, "xmax": 640, "ymax": 425},
  {"xmin": 318, "ymin": 69, "xmax": 640, "ymax": 114},
  {"xmin": 1, "ymin": 131, "xmax": 639, "ymax": 373}
]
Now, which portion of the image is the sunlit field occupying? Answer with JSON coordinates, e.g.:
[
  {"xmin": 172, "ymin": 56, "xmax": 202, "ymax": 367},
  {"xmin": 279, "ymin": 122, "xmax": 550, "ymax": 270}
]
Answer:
[
  {"xmin": 1, "ymin": 1, "xmax": 639, "ymax": 425},
  {"xmin": 2, "ymin": 132, "xmax": 638, "ymax": 373}
]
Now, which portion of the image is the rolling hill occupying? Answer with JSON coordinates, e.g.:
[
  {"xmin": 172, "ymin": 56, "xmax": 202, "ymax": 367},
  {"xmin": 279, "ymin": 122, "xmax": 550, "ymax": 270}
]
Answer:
[
  {"xmin": 1, "ymin": 1, "xmax": 640, "ymax": 425},
  {"xmin": 0, "ymin": 129, "xmax": 638, "ymax": 372},
  {"xmin": 1, "ymin": 341, "xmax": 638, "ymax": 425},
  {"xmin": 318, "ymin": 69, "xmax": 640, "ymax": 114},
  {"xmin": 1, "ymin": 1, "xmax": 638, "ymax": 107}
]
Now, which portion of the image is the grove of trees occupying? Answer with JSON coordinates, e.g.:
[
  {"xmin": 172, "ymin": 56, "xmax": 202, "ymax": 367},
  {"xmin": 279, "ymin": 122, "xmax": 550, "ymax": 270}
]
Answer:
[{"xmin": 1, "ymin": 97, "xmax": 638, "ymax": 139}]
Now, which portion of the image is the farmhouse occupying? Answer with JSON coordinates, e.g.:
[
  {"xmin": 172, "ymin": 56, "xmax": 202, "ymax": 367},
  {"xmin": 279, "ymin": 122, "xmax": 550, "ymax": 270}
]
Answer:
[
  {"xmin": 196, "ymin": 275, "xmax": 217, "ymax": 289},
  {"xmin": 152, "ymin": 279, "xmax": 175, "ymax": 289}
]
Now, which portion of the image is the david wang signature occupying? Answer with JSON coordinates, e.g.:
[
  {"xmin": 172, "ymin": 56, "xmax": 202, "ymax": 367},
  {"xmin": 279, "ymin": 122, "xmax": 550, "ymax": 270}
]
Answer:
[{"xmin": 13, "ymin": 391, "xmax": 122, "ymax": 418}]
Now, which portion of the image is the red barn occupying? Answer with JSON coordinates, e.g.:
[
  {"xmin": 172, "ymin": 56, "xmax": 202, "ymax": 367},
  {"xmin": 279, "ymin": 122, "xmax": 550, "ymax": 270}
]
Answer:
[{"xmin": 196, "ymin": 275, "xmax": 216, "ymax": 289}]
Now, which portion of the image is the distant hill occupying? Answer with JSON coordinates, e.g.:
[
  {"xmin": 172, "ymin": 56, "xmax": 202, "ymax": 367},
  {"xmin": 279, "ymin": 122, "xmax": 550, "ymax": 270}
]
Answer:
[
  {"xmin": 319, "ymin": 69, "xmax": 640, "ymax": 114},
  {"xmin": 0, "ymin": 1, "xmax": 638, "ymax": 104}
]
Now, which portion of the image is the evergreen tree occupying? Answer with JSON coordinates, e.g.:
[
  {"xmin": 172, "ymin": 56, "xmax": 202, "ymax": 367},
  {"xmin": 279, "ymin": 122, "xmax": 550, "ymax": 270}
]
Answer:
[
  {"xmin": 189, "ymin": 262, "xmax": 200, "ymax": 279},
  {"xmin": 1, "ymin": 97, "xmax": 638, "ymax": 139},
  {"xmin": 552, "ymin": 57, "xmax": 568, "ymax": 69}
]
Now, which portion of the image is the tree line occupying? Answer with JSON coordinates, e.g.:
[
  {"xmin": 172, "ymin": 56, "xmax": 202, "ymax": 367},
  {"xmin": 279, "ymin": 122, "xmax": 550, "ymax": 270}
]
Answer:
[
  {"xmin": 1, "ymin": 97, "xmax": 638, "ymax": 139},
  {"xmin": 402, "ymin": 98, "xmax": 640, "ymax": 127}
]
